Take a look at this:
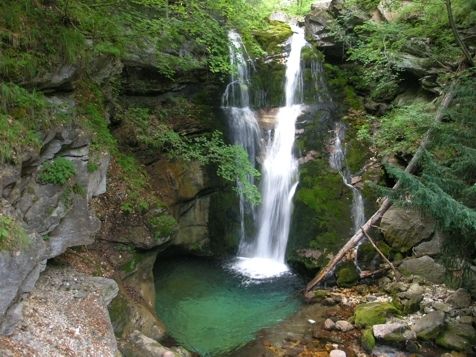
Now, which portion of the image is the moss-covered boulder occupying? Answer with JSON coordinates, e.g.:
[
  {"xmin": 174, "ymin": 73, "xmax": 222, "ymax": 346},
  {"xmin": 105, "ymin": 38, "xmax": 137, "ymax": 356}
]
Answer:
[
  {"xmin": 361, "ymin": 327, "xmax": 376, "ymax": 352},
  {"xmin": 436, "ymin": 322, "xmax": 476, "ymax": 352},
  {"xmin": 336, "ymin": 261, "xmax": 360, "ymax": 287},
  {"xmin": 354, "ymin": 302, "xmax": 400, "ymax": 327},
  {"xmin": 254, "ymin": 20, "xmax": 292, "ymax": 55}
]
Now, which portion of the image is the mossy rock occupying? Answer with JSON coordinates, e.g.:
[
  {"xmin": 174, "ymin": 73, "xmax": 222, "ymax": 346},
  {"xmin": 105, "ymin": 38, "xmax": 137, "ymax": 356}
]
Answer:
[
  {"xmin": 354, "ymin": 302, "xmax": 400, "ymax": 327},
  {"xmin": 357, "ymin": 240, "xmax": 391, "ymax": 270},
  {"xmin": 254, "ymin": 20, "xmax": 292, "ymax": 54},
  {"xmin": 361, "ymin": 327, "xmax": 376, "ymax": 352},
  {"xmin": 336, "ymin": 261, "xmax": 360, "ymax": 287}
]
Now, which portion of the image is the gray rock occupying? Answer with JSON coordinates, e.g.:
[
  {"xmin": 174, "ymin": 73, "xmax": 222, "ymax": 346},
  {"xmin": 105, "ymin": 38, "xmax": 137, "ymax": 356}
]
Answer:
[
  {"xmin": 90, "ymin": 277, "xmax": 119, "ymax": 306},
  {"xmin": 433, "ymin": 302, "xmax": 451, "ymax": 313},
  {"xmin": 446, "ymin": 288, "xmax": 472, "ymax": 309},
  {"xmin": 122, "ymin": 330, "xmax": 188, "ymax": 357},
  {"xmin": 335, "ymin": 320, "xmax": 354, "ymax": 332},
  {"xmin": 87, "ymin": 152, "xmax": 110, "ymax": 199},
  {"xmin": 412, "ymin": 311, "xmax": 446, "ymax": 339},
  {"xmin": 436, "ymin": 328, "xmax": 474, "ymax": 352},
  {"xmin": 324, "ymin": 318, "xmax": 335, "ymax": 330},
  {"xmin": 372, "ymin": 322, "xmax": 414, "ymax": 342},
  {"xmin": 398, "ymin": 256, "xmax": 446, "ymax": 283},
  {"xmin": 380, "ymin": 207, "xmax": 434, "ymax": 252},
  {"xmin": 413, "ymin": 231, "xmax": 444, "ymax": 257},
  {"xmin": 329, "ymin": 349, "xmax": 346, "ymax": 357}
]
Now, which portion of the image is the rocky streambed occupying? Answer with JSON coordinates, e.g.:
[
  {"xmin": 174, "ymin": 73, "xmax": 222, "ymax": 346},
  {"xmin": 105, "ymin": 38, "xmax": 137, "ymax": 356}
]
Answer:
[{"xmin": 230, "ymin": 273, "xmax": 476, "ymax": 357}]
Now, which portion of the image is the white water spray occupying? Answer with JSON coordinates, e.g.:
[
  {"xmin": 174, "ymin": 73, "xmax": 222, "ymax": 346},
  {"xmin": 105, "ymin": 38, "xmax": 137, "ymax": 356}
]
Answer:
[
  {"xmin": 232, "ymin": 26, "xmax": 307, "ymax": 279},
  {"xmin": 222, "ymin": 31, "xmax": 261, "ymax": 243}
]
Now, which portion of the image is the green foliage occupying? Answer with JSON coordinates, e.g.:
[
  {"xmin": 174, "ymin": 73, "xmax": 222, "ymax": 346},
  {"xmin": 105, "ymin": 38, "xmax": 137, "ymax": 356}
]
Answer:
[
  {"xmin": 381, "ymin": 74, "xmax": 476, "ymax": 288},
  {"xmin": 340, "ymin": 0, "xmax": 475, "ymax": 99},
  {"xmin": 0, "ymin": 214, "xmax": 30, "ymax": 251},
  {"xmin": 357, "ymin": 101, "xmax": 434, "ymax": 157},
  {"xmin": 38, "ymin": 158, "xmax": 76, "ymax": 185},
  {"xmin": 120, "ymin": 106, "xmax": 260, "ymax": 204},
  {"xmin": 0, "ymin": 82, "xmax": 64, "ymax": 163},
  {"xmin": 361, "ymin": 328, "xmax": 376, "ymax": 352},
  {"xmin": 149, "ymin": 214, "xmax": 177, "ymax": 241}
]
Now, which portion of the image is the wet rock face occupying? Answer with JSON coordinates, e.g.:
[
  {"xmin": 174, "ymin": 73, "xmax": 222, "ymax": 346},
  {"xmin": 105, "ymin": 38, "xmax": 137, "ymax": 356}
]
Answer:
[{"xmin": 0, "ymin": 125, "xmax": 107, "ymax": 334}]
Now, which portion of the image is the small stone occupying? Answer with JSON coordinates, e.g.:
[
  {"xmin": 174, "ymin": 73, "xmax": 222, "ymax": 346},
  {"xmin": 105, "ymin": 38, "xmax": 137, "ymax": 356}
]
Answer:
[
  {"xmin": 324, "ymin": 318, "xmax": 335, "ymax": 330},
  {"xmin": 329, "ymin": 349, "xmax": 346, "ymax": 357},
  {"xmin": 446, "ymin": 288, "xmax": 472, "ymax": 309},
  {"xmin": 335, "ymin": 320, "xmax": 354, "ymax": 332}
]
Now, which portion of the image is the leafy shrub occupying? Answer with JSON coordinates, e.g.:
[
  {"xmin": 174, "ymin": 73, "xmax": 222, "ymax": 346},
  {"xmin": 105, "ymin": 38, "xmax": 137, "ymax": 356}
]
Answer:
[
  {"xmin": 38, "ymin": 158, "xmax": 76, "ymax": 185},
  {"xmin": 0, "ymin": 214, "xmax": 29, "ymax": 251},
  {"xmin": 149, "ymin": 214, "xmax": 178, "ymax": 241}
]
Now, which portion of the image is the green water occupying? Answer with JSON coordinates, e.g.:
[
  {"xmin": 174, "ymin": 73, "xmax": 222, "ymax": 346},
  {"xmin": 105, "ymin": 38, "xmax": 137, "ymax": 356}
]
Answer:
[{"xmin": 154, "ymin": 257, "xmax": 302, "ymax": 356}]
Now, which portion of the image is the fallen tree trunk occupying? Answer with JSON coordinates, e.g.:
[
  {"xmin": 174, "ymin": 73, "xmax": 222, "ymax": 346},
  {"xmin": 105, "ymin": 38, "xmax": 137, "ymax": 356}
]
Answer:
[{"xmin": 304, "ymin": 85, "xmax": 456, "ymax": 297}]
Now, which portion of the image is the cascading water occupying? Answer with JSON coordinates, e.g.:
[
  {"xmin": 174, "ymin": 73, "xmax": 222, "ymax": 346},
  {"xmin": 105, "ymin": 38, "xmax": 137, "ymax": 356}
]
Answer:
[
  {"xmin": 222, "ymin": 30, "xmax": 261, "ymax": 244},
  {"xmin": 232, "ymin": 26, "xmax": 307, "ymax": 279},
  {"xmin": 329, "ymin": 122, "xmax": 365, "ymax": 233}
]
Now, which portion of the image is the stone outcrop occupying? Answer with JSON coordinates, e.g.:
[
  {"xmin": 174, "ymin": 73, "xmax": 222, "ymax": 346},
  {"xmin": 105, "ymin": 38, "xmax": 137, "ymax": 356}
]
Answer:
[
  {"xmin": 0, "ymin": 125, "xmax": 106, "ymax": 334},
  {"xmin": 0, "ymin": 266, "xmax": 119, "ymax": 356}
]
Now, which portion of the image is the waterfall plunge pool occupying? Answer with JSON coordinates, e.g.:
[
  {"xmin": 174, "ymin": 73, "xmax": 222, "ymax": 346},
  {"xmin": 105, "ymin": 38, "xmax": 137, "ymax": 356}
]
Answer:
[{"xmin": 154, "ymin": 256, "xmax": 302, "ymax": 356}]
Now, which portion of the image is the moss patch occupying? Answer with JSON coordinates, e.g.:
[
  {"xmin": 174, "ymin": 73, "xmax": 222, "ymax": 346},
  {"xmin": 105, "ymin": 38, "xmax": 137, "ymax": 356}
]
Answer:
[
  {"xmin": 361, "ymin": 327, "xmax": 376, "ymax": 352},
  {"xmin": 354, "ymin": 302, "xmax": 400, "ymax": 327},
  {"xmin": 336, "ymin": 261, "xmax": 360, "ymax": 287},
  {"xmin": 254, "ymin": 21, "xmax": 292, "ymax": 54}
]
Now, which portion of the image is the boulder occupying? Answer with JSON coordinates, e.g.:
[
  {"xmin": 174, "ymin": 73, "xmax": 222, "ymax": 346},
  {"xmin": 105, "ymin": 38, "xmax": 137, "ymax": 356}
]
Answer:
[
  {"xmin": 412, "ymin": 311, "xmax": 446, "ymax": 340},
  {"xmin": 380, "ymin": 207, "xmax": 434, "ymax": 252},
  {"xmin": 329, "ymin": 349, "xmax": 346, "ymax": 357},
  {"xmin": 436, "ymin": 322, "xmax": 476, "ymax": 352},
  {"xmin": 372, "ymin": 322, "xmax": 415, "ymax": 342},
  {"xmin": 354, "ymin": 302, "xmax": 400, "ymax": 327},
  {"xmin": 0, "ymin": 266, "xmax": 119, "ymax": 355},
  {"xmin": 120, "ymin": 330, "xmax": 190, "ymax": 357},
  {"xmin": 336, "ymin": 261, "xmax": 359, "ymax": 287},
  {"xmin": 413, "ymin": 231, "xmax": 444, "ymax": 257},
  {"xmin": 361, "ymin": 327, "xmax": 376, "ymax": 352},
  {"xmin": 398, "ymin": 256, "xmax": 446, "ymax": 283},
  {"xmin": 446, "ymin": 288, "xmax": 472, "ymax": 309}
]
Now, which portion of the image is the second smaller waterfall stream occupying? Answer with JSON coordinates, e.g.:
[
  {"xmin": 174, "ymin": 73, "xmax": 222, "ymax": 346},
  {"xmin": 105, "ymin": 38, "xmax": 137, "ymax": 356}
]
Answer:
[{"xmin": 329, "ymin": 122, "xmax": 365, "ymax": 233}]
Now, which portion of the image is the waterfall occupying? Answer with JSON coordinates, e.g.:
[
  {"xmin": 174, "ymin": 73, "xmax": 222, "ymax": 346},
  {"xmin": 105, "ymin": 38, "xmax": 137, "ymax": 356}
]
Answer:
[
  {"xmin": 231, "ymin": 26, "xmax": 307, "ymax": 279},
  {"xmin": 329, "ymin": 123, "xmax": 365, "ymax": 233},
  {"xmin": 222, "ymin": 30, "xmax": 261, "ymax": 244}
]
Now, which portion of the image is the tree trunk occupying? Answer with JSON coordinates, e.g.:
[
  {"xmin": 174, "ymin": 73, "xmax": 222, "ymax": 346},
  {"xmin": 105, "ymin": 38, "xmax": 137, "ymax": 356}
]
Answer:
[
  {"xmin": 445, "ymin": 0, "xmax": 474, "ymax": 67},
  {"xmin": 304, "ymin": 86, "xmax": 456, "ymax": 297}
]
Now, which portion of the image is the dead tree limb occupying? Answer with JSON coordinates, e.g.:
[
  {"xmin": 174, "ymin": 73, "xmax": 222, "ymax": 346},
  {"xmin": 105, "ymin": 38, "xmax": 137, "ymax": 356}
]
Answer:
[
  {"xmin": 305, "ymin": 86, "xmax": 456, "ymax": 297},
  {"xmin": 361, "ymin": 227, "xmax": 399, "ymax": 279}
]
